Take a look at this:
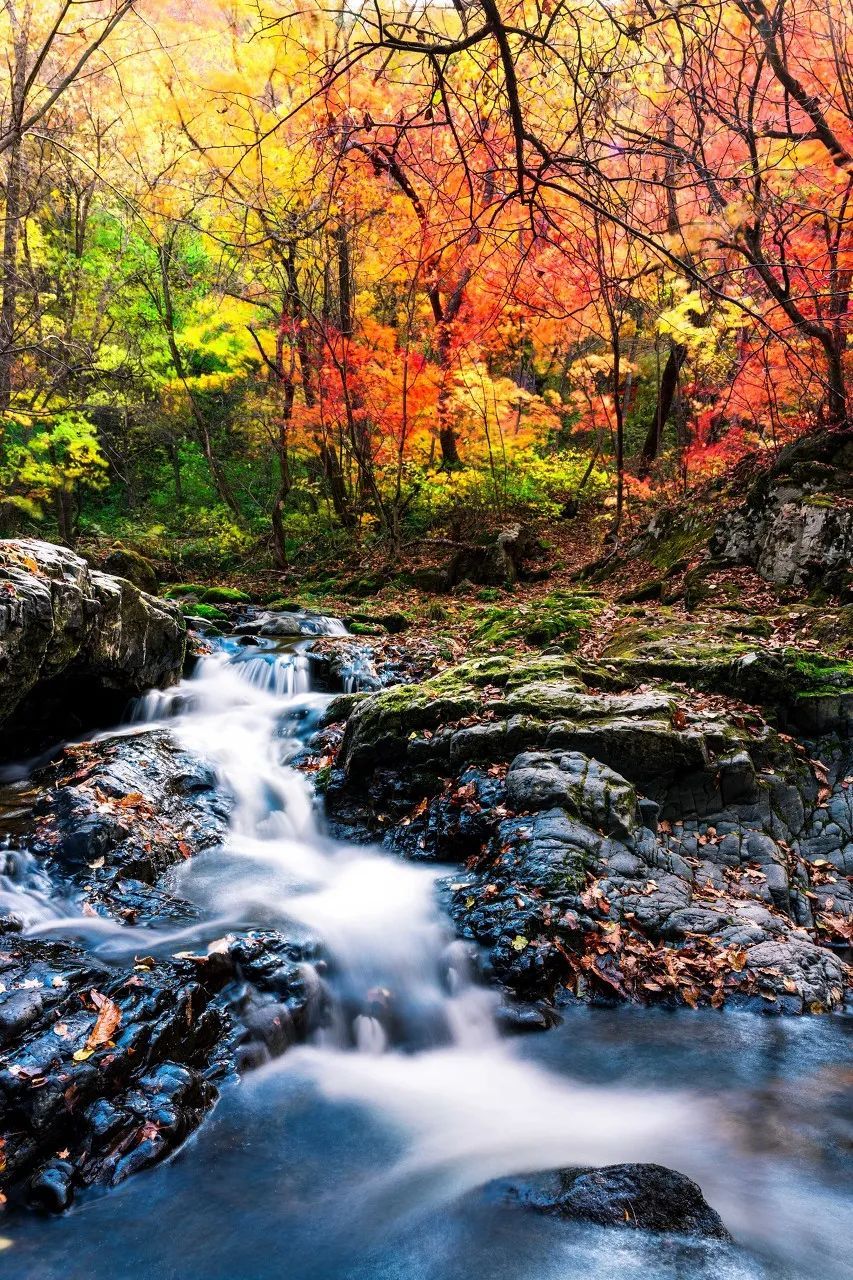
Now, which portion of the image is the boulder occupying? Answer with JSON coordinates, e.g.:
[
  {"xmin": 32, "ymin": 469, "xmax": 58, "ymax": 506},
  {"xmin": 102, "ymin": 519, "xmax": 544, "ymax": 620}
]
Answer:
[
  {"xmin": 97, "ymin": 546, "xmax": 158, "ymax": 595},
  {"xmin": 506, "ymin": 751, "xmax": 639, "ymax": 837},
  {"xmin": 0, "ymin": 539, "xmax": 185, "ymax": 749},
  {"xmin": 327, "ymin": 651, "xmax": 851, "ymax": 1012},
  {"xmin": 28, "ymin": 729, "xmax": 230, "ymax": 910},
  {"xmin": 492, "ymin": 1163, "xmax": 731, "ymax": 1239},
  {"xmin": 710, "ymin": 430, "xmax": 853, "ymax": 592},
  {"xmin": 447, "ymin": 524, "xmax": 545, "ymax": 587}
]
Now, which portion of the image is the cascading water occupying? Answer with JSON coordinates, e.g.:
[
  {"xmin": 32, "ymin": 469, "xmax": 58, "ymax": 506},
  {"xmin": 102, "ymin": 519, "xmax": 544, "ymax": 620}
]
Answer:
[
  {"xmin": 4, "ymin": 631, "xmax": 849, "ymax": 1280},
  {"xmin": 114, "ymin": 639, "xmax": 701, "ymax": 1191}
]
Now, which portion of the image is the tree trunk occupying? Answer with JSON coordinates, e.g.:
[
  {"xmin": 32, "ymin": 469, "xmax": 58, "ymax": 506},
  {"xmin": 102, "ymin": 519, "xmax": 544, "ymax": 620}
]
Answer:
[
  {"xmin": 158, "ymin": 244, "xmax": 241, "ymax": 516},
  {"xmin": 823, "ymin": 341, "xmax": 849, "ymax": 428},
  {"xmin": 319, "ymin": 441, "xmax": 355, "ymax": 527},
  {"xmin": 334, "ymin": 223, "xmax": 353, "ymax": 338},
  {"xmin": 0, "ymin": 8, "xmax": 26, "ymax": 414},
  {"xmin": 638, "ymin": 341, "xmax": 687, "ymax": 477},
  {"xmin": 167, "ymin": 439, "xmax": 184, "ymax": 505},
  {"xmin": 0, "ymin": 135, "xmax": 22, "ymax": 410}
]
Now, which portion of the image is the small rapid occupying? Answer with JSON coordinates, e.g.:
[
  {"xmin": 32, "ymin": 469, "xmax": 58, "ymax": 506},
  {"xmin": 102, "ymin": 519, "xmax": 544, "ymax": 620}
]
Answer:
[{"xmin": 128, "ymin": 636, "xmax": 692, "ymax": 1165}]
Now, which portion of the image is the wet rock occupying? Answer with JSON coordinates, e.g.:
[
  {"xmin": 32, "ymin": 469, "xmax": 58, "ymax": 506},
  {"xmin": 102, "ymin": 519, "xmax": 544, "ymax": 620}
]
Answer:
[
  {"xmin": 331, "ymin": 651, "xmax": 851, "ymax": 1012},
  {"xmin": 0, "ymin": 539, "xmax": 185, "ymax": 752},
  {"xmin": 29, "ymin": 1159, "xmax": 75, "ymax": 1212},
  {"xmin": 27, "ymin": 729, "xmax": 230, "ymax": 909},
  {"xmin": 0, "ymin": 988, "xmax": 44, "ymax": 1042},
  {"xmin": 0, "ymin": 924, "xmax": 316, "ymax": 1210},
  {"xmin": 491, "ymin": 1163, "xmax": 731, "ymax": 1239}
]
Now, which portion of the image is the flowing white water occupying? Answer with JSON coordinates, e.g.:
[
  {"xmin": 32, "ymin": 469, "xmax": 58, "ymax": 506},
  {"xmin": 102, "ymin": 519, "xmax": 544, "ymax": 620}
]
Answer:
[{"xmin": 129, "ymin": 641, "xmax": 697, "ymax": 1186}]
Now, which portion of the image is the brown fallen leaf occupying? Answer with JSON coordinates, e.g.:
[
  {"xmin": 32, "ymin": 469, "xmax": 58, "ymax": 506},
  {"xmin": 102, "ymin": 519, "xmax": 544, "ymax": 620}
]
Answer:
[{"xmin": 86, "ymin": 989, "xmax": 121, "ymax": 1050}]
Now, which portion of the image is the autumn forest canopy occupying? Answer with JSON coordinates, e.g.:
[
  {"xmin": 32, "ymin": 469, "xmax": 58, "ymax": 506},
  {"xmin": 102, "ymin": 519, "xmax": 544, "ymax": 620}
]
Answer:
[{"xmin": 1, "ymin": 0, "xmax": 851, "ymax": 571}]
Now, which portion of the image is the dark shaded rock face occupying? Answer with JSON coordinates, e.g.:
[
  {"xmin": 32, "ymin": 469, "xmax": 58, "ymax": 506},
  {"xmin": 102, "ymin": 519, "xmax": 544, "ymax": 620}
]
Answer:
[
  {"xmin": 491, "ymin": 1163, "xmax": 731, "ymax": 1239},
  {"xmin": 448, "ymin": 524, "xmax": 546, "ymax": 587},
  {"xmin": 322, "ymin": 653, "xmax": 852, "ymax": 1015},
  {"xmin": 0, "ymin": 730, "xmax": 320, "ymax": 1211},
  {"xmin": 710, "ymin": 431, "xmax": 853, "ymax": 593},
  {"xmin": 0, "ymin": 539, "xmax": 186, "ymax": 753}
]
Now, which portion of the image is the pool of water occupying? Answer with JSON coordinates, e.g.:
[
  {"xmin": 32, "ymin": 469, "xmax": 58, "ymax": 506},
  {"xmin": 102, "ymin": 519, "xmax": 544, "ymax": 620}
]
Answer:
[{"xmin": 3, "ymin": 1007, "xmax": 850, "ymax": 1280}]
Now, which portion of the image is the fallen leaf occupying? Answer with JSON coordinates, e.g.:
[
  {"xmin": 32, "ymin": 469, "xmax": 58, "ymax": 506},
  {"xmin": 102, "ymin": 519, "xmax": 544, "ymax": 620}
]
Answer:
[{"xmin": 86, "ymin": 990, "xmax": 121, "ymax": 1049}]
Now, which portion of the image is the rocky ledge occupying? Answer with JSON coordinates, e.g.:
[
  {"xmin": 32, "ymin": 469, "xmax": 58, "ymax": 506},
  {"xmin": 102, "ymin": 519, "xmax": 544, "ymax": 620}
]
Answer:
[
  {"xmin": 319, "ymin": 647, "xmax": 852, "ymax": 1017},
  {"xmin": 0, "ymin": 539, "xmax": 186, "ymax": 753}
]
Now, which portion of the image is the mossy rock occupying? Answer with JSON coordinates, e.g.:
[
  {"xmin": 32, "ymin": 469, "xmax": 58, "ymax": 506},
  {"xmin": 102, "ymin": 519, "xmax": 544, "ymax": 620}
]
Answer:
[
  {"xmin": 165, "ymin": 583, "xmax": 207, "ymax": 599},
  {"xmin": 472, "ymin": 591, "xmax": 602, "ymax": 652},
  {"xmin": 199, "ymin": 586, "xmax": 251, "ymax": 604},
  {"xmin": 100, "ymin": 547, "xmax": 158, "ymax": 595},
  {"xmin": 265, "ymin": 598, "xmax": 302, "ymax": 612},
  {"xmin": 178, "ymin": 602, "xmax": 228, "ymax": 622},
  {"xmin": 403, "ymin": 567, "xmax": 451, "ymax": 593},
  {"xmin": 348, "ymin": 620, "xmax": 386, "ymax": 636}
]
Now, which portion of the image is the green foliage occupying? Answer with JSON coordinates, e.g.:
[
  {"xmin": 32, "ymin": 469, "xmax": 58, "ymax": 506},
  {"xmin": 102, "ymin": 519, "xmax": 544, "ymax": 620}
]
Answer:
[
  {"xmin": 176, "ymin": 509, "xmax": 255, "ymax": 572},
  {"xmin": 0, "ymin": 411, "xmax": 108, "ymax": 519},
  {"xmin": 403, "ymin": 448, "xmax": 610, "ymax": 533}
]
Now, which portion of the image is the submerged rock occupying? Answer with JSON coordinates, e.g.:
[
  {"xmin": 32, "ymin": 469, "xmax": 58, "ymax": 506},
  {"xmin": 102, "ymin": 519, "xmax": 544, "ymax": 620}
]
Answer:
[
  {"xmin": 491, "ymin": 1163, "xmax": 731, "ymax": 1239},
  {"xmin": 0, "ymin": 539, "xmax": 185, "ymax": 752}
]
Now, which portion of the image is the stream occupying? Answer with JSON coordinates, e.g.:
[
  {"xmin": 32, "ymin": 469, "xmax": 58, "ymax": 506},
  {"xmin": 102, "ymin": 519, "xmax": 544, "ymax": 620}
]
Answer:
[{"xmin": 2, "ymin": 634, "xmax": 851, "ymax": 1279}]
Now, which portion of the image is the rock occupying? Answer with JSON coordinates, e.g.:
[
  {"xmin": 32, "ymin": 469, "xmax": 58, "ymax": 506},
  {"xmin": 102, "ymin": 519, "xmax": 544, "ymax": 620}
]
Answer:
[
  {"xmin": 27, "ymin": 729, "xmax": 230, "ymax": 907},
  {"xmin": 0, "ymin": 539, "xmax": 185, "ymax": 751},
  {"xmin": 492, "ymin": 1163, "xmax": 731, "ymax": 1239},
  {"xmin": 710, "ymin": 430, "xmax": 853, "ymax": 590},
  {"xmin": 233, "ymin": 610, "xmax": 345, "ymax": 639},
  {"xmin": 506, "ymin": 751, "xmax": 639, "ymax": 837},
  {"xmin": 447, "ymin": 524, "xmax": 545, "ymax": 587},
  {"xmin": 0, "ymin": 988, "xmax": 44, "ymax": 1043},
  {"xmin": 327, "ymin": 650, "xmax": 851, "ymax": 1013},
  {"xmin": 97, "ymin": 546, "xmax": 158, "ymax": 595},
  {"xmin": 0, "ymin": 923, "xmax": 317, "ymax": 1209},
  {"xmin": 29, "ymin": 1159, "xmax": 75, "ymax": 1212}
]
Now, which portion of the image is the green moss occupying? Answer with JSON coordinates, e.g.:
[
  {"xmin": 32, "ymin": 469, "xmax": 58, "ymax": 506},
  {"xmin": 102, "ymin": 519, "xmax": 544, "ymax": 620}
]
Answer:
[
  {"xmin": 646, "ymin": 518, "xmax": 715, "ymax": 572},
  {"xmin": 199, "ymin": 586, "xmax": 251, "ymax": 604},
  {"xmin": 471, "ymin": 591, "xmax": 602, "ymax": 652},
  {"xmin": 313, "ymin": 764, "xmax": 333, "ymax": 792},
  {"xmin": 789, "ymin": 654, "xmax": 853, "ymax": 686},
  {"xmin": 166, "ymin": 583, "xmax": 206, "ymax": 598},
  {"xmin": 178, "ymin": 601, "xmax": 228, "ymax": 621},
  {"xmin": 802, "ymin": 494, "xmax": 838, "ymax": 509},
  {"xmin": 348, "ymin": 620, "xmax": 385, "ymax": 636}
]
